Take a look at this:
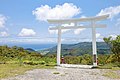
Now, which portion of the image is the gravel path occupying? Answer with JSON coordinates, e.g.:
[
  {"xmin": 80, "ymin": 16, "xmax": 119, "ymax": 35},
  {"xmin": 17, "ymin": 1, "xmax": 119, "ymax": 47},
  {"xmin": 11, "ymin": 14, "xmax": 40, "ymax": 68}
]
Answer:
[{"xmin": 2, "ymin": 67, "xmax": 120, "ymax": 80}]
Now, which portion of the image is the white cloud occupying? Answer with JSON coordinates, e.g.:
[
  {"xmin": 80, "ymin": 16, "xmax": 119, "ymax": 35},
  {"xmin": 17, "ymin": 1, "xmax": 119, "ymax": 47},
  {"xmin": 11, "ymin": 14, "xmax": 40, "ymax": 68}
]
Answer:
[
  {"xmin": 0, "ymin": 14, "xmax": 7, "ymax": 28},
  {"xmin": 0, "ymin": 15, "xmax": 9, "ymax": 37},
  {"xmin": 49, "ymin": 27, "xmax": 70, "ymax": 34},
  {"xmin": 18, "ymin": 28, "xmax": 36, "ymax": 37},
  {"xmin": 109, "ymin": 34, "xmax": 117, "ymax": 39},
  {"xmin": 0, "ymin": 31, "xmax": 9, "ymax": 37},
  {"xmin": 61, "ymin": 23, "xmax": 74, "ymax": 33},
  {"xmin": 33, "ymin": 3, "xmax": 81, "ymax": 21},
  {"xmin": 96, "ymin": 33, "xmax": 101, "ymax": 38},
  {"xmin": 62, "ymin": 23, "xmax": 74, "ymax": 27},
  {"xmin": 74, "ymin": 24, "xmax": 86, "ymax": 35},
  {"xmin": 97, "ymin": 6, "xmax": 120, "ymax": 19},
  {"xmin": 49, "ymin": 28, "xmax": 58, "ymax": 34},
  {"xmin": 80, "ymin": 15, "xmax": 86, "ymax": 18},
  {"xmin": 74, "ymin": 28, "xmax": 86, "ymax": 35}
]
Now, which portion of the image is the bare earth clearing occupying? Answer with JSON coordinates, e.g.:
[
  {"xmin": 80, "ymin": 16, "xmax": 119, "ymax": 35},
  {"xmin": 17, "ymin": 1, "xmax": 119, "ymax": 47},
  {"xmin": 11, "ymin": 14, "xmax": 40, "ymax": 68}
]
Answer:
[{"xmin": 2, "ymin": 67, "xmax": 120, "ymax": 80}]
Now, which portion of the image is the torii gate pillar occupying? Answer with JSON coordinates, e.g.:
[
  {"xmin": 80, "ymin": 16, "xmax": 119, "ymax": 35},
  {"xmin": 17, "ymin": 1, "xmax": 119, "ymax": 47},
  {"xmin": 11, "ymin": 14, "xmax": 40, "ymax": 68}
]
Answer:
[
  {"xmin": 57, "ymin": 28, "xmax": 61, "ymax": 65},
  {"xmin": 92, "ymin": 21, "xmax": 97, "ymax": 67}
]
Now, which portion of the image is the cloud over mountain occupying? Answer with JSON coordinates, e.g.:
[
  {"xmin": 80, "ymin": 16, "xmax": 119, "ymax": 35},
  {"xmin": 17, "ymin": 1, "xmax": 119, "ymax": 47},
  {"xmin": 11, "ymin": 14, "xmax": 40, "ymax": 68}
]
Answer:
[
  {"xmin": 0, "ymin": 14, "xmax": 7, "ymax": 28},
  {"xmin": 97, "ymin": 6, "xmax": 120, "ymax": 19},
  {"xmin": 18, "ymin": 28, "xmax": 36, "ymax": 37},
  {"xmin": 33, "ymin": 3, "xmax": 81, "ymax": 21},
  {"xmin": 0, "ymin": 31, "xmax": 9, "ymax": 37}
]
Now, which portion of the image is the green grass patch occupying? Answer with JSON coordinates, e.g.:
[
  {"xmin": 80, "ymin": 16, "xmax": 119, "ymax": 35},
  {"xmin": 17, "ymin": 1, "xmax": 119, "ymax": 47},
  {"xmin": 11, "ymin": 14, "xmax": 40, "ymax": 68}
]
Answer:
[
  {"xmin": 97, "ymin": 63, "xmax": 120, "ymax": 79},
  {"xmin": 0, "ymin": 63, "xmax": 54, "ymax": 79},
  {"xmin": 112, "ymin": 67, "xmax": 120, "ymax": 70},
  {"xmin": 98, "ymin": 63, "xmax": 118, "ymax": 69},
  {"xmin": 103, "ymin": 71, "xmax": 120, "ymax": 79}
]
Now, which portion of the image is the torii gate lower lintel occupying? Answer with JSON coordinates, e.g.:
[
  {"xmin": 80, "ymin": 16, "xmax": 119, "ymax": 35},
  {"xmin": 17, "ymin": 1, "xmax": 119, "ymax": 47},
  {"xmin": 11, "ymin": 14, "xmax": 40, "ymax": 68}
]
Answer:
[{"xmin": 47, "ymin": 15, "xmax": 109, "ymax": 67}]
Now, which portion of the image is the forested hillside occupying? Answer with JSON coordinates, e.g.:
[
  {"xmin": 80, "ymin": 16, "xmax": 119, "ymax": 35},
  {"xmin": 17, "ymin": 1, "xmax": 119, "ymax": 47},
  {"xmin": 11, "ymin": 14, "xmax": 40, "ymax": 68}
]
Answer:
[
  {"xmin": 0, "ymin": 45, "xmax": 42, "ymax": 63},
  {"xmin": 44, "ymin": 42, "xmax": 110, "ymax": 56}
]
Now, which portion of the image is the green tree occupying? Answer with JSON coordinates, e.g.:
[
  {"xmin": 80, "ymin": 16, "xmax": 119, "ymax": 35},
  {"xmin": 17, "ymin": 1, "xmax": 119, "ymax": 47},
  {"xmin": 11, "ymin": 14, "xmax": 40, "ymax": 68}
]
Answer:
[{"xmin": 103, "ymin": 35, "xmax": 120, "ymax": 62}]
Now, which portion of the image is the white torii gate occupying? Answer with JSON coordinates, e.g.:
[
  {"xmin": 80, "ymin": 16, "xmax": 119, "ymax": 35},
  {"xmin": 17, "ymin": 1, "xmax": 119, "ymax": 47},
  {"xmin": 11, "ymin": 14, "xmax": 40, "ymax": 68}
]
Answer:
[{"xmin": 47, "ymin": 15, "xmax": 109, "ymax": 67}]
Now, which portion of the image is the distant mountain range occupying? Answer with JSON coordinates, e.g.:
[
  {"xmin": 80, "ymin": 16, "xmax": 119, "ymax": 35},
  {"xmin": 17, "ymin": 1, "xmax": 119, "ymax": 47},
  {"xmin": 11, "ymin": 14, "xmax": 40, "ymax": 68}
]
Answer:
[{"xmin": 41, "ymin": 42, "xmax": 110, "ymax": 56}]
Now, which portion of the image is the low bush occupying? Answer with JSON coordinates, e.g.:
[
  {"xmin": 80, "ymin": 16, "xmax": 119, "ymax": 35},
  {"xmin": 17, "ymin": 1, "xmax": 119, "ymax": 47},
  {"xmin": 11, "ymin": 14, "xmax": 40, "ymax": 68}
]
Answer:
[{"xmin": 23, "ymin": 60, "xmax": 46, "ymax": 65}]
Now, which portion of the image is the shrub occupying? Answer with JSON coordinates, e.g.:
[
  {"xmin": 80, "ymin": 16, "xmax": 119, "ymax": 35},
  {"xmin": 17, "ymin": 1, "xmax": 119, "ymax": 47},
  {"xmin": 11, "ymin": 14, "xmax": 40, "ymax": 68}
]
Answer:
[
  {"xmin": 81, "ymin": 59, "xmax": 88, "ymax": 65},
  {"xmin": 23, "ymin": 60, "xmax": 46, "ymax": 65}
]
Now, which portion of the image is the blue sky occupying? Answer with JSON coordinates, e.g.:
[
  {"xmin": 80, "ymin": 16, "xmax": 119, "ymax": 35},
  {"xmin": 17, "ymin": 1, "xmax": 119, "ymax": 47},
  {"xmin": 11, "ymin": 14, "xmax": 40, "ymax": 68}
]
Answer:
[{"xmin": 0, "ymin": 0, "xmax": 120, "ymax": 44}]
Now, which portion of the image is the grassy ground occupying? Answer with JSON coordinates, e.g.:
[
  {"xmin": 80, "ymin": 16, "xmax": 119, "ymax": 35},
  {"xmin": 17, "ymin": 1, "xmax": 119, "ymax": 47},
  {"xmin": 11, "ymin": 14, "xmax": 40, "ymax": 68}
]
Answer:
[
  {"xmin": 102, "ymin": 67, "xmax": 120, "ymax": 79},
  {"xmin": 0, "ymin": 63, "xmax": 120, "ymax": 79},
  {"xmin": 0, "ymin": 63, "xmax": 54, "ymax": 79},
  {"xmin": 98, "ymin": 64, "xmax": 120, "ymax": 79},
  {"xmin": 103, "ymin": 71, "xmax": 120, "ymax": 79}
]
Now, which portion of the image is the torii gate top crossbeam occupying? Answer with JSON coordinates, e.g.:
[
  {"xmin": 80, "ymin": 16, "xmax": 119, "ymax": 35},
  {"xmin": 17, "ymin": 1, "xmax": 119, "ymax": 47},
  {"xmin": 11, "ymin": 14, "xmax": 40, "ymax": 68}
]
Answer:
[{"xmin": 47, "ymin": 15, "xmax": 109, "ymax": 24}]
